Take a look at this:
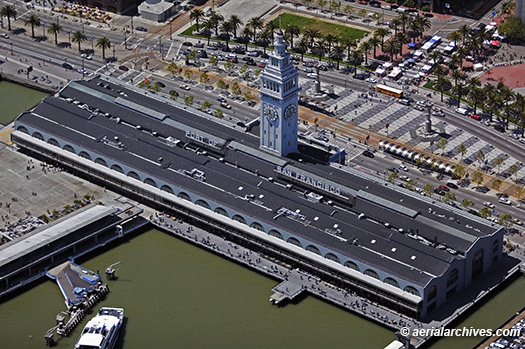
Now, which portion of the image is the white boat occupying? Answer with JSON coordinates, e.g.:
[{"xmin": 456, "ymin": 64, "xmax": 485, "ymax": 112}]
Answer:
[{"xmin": 75, "ymin": 307, "xmax": 124, "ymax": 349}]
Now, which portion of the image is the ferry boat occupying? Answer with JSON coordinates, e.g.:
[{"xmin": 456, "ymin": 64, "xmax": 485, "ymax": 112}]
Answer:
[{"xmin": 75, "ymin": 307, "xmax": 124, "ymax": 349}]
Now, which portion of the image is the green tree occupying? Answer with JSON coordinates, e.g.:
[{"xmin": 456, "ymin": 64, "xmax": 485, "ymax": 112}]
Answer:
[
  {"xmin": 387, "ymin": 172, "xmax": 398, "ymax": 184},
  {"xmin": 498, "ymin": 213, "xmax": 514, "ymax": 229},
  {"xmin": 224, "ymin": 60, "xmax": 235, "ymax": 74},
  {"xmin": 405, "ymin": 179, "xmax": 417, "ymax": 191},
  {"xmin": 442, "ymin": 192, "xmax": 456, "ymax": 204},
  {"xmin": 285, "ymin": 24, "xmax": 300, "ymax": 49},
  {"xmin": 472, "ymin": 171, "xmax": 484, "ymax": 187},
  {"xmin": 183, "ymin": 69, "xmax": 193, "ymax": 81},
  {"xmin": 184, "ymin": 95, "xmax": 194, "ymax": 107},
  {"xmin": 243, "ymin": 91, "xmax": 255, "ymax": 104},
  {"xmin": 24, "ymin": 14, "xmax": 41, "ymax": 38},
  {"xmin": 476, "ymin": 150, "xmax": 485, "ymax": 169},
  {"xmin": 231, "ymin": 82, "xmax": 242, "ymax": 96},
  {"xmin": 435, "ymin": 75, "xmax": 452, "ymax": 103},
  {"xmin": 460, "ymin": 199, "xmax": 475, "ymax": 210},
  {"xmin": 214, "ymin": 109, "xmax": 224, "ymax": 118},
  {"xmin": 167, "ymin": 62, "xmax": 179, "ymax": 77},
  {"xmin": 467, "ymin": 87, "xmax": 485, "ymax": 114},
  {"xmin": 247, "ymin": 16, "xmax": 264, "ymax": 42},
  {"xmin": 72, "ymin": 30, "xmax": 87, "ymax": 52},
  {"xmin": 200, "ymin": 100, "xmax": 211, "ymax": 112},
  {"xmin": 457, "ymin": 144, "xmax": 467, "ymax": 163},
  {"xmin": 208, "ymin": 12, "xmax": 224, "ymax": 37},
  {"xmin": 1, "ymin": 4, "xmax": 17, "ymax": 31},
  {"xmin": 190, "ymin": 9, "xmax": 205, "ymax": 31},
  {"xmin": 169, "ymin": 89, "xmax": 179, "ymax": 101},
  {"xmin": 209, "ymin": 55, "xmax": 219, "ymax": 68},
  {"xmin": 515, "ymin": 186, "xmax": 525, "ymax": 201},
  {"xmin": 374, "ymin": 27, "xmax": 391, "ymax": 49},
  {"xmin": 228, "ymin": 14, "xmax": 243, "ymax": 38},
  {"xmin": 423, "ymin": 183, "xmax": 433, "ymax": 197},
  {"xmin": 199, "ymin": 72, "xmax": 210, "ymax": 88},
  {"xmin": 508, "ymin": 164, "xmax": 519, "ymax": 182},
  {"xmin": 47, "ymin": 22, "xmax": 62, "ymax": 46},
  {"xmin": 478, "ymin": 207, "xmax": 492, "ymax": 219},
  {"xmin": 216, "ymin": 79, "xmax": 227, "ymax": 91},
  {"xmin": 96, "ymin": 37, "xmax": 111, "ymax": 59},
  {"xmin": 452, "ymin": 165, "xmax": 465, "ymax": 179},
  {"xmin": 492, "ymin": 178, "xmax": 503, "ymax": 192},
  {"xmin": 436, "ymin": 137, "xmax": 448, "ymax": 156},
  {"xmin": 492, "ymin": 157, "xmax": 505, "ymax": 175}
]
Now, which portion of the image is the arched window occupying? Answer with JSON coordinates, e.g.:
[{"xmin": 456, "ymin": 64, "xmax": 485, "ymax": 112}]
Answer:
[
  {"xmin": 472, "ymin": 249, "xmax": 484, "ymax": 278},
  {"xmin": 250, "ymin": 222, "xmax": 265, "ymax": 232},
  {"xmin": 127, "ymin": 171, "xmax": 140, "ymax": 180},
  {"xmin": 232, "ymin": 215, "xmax": 246, "ymax": 225},
  {"xmin": 427, "ymin": 285, "xmax": 437, "ymax": 301},
  {"xmin": 287, "ymin": 237, "xmax": 302, "ymax": 247},
  {"xmin": 111, "ymin": 164, "xmax": 124, "ymax": 173},
  {"xmin": 214, "ymin": 207, "xmax": 228, "ymax": 217},
  {"xmin": 384, "ymin": 277, "xmax": 400, "ymax": 288},
  {"xmin": 95, "ymin": 158, "xmax": 107, "ymax": 167},
  {"xmin": 404, "ymin": 286, "xmax": 420, "ymax": 297},
  {"xmin": 48, "ymin": 138, "xmax": 59, "ymax": 147},
  {"xmin": 268, "ymin": 230, "xmax": 283, "ymax": 240},
  {"xmin": 78, "ymin": 151, "xmax": 91, "ymax": 160},
  {"xmin": 447, "ymin": 268, "xmax": 458, "ymax": 287},
  {"xmin": 63, "ymin": 145, "xmax": 75, "ymax": 153},
  {"xmin": 344, "ymin": 261, "xmax": 360, "ymax": 271},
  {"xmin": 178, "ymin": 192, "xmax": 191, "ymax": 201},
  {"xmin": 17, "ymin": 126, "xmax": 29, "ymax": 134},
  {"xmin": 306, "ymin": 245, "xmax": 321, "ymax": 255},
  {"xmin": 32, "ymin": 132, "xmax": 44, "ymax": 140},
  {"xmin": 325, "ymin": 253, "xmax": 340, "ymax": 263},
  {"xmin": 195, "ymin": 199, "xmax": 210, "ymax": 209},
  {"xmin": 364, "ymin": 269, "xmax": 379, "ymax": 279},
  {"xmin": 144, "ymin": 178, "xmax": 157, "ymax": 188},
  {"xmin": 160, "ymin": 185, "xmax": 174, "ymax": 194}
]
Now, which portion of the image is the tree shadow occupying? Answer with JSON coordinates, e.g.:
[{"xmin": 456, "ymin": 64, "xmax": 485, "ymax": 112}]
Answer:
[
  {"xmin": 57, "ymin": 42, "xmax": 71, "ymax": 49},
  {"xmin": 34, "ymin": 35, "xmax": 48, "ymax": 42},
  {"xmin": 12, "ymin": 28, "xmax": 26, "ymax": 35}
]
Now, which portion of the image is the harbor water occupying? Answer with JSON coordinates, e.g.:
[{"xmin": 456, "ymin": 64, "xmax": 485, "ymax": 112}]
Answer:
[
  {"xmin": 0, "ymin": 80, "xmax": 48, "ymax": 126},
  {"xmin": 0, "ymin": 82, "xmax": 524, "ymax": 349}
]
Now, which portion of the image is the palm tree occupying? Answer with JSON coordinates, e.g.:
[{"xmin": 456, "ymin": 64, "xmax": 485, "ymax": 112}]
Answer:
[
  {"xmin": 467, "ymin": 87, "xmax": 485, "ymax": 114},
  {"xmin": 324, "ymin": 33, "xmax": 338, "ymax": 54},
  {"xmin": 412, "ymin": 16, "xmax": 431, "ymax": 40},
  {"xmin": 317, "ymin": 0, "xmax": 328, "ymax": 12},
  {"xmin": 247, "ymin": 16, "xmax": 264, "ymax": 42},
  {"xmin": 390, "ymin": 17, "xmax": 401, "ymax": 35},
  {"xmin": 458, "ymin": 24, "xmax": 471, "ymax": 46},
  {"xmin": 189, "ymin": 9, "xmax": 205, "ymax": 32},
  {"xmin": 264, "ymin": 20, "xmax": 278, "ymax": 42},
  {"xmin": 259, "ymin": 28, "xmax": 273, "ymax": 54},
  {"xmin": 71, "ymin": 30, "xmax": 87, "ymax": 52},
  {"xmin": 452, "ymin": 81, "xmax": 468, "ymax": 108},
  {"xmin": 369, "ymin": 36, "xmax": 381, "ymax": 59},
  {"xmin": 397, "ymin": 13, "xmax": 412, "ymax": 33},
  {"xmin": 341, "ymin": 37, "xmax": 357, "ymax": 59},
  {"xmin": 302, "ymin": 0, "xmax": 313, "ymax": 8},
  {"xmin": 483, "ymin": 83, "xmax": 501, "ymax": 121},
  {"xmin": 285, "ymin": 24, "xmax": 300, "ymax": 49},
  {"xmin": 295, "ymin": 37, "xmax": 309, "ymax": 61},
  {"xmin": 395, "ymin": 32, "xmax": 410, "ymax": 56},
  {"xmin": 313, "ymin": 39, "xmax": 327, "ymax": 61},
  {"xmin": 96, "ymin": 37, "xmax": 111, "ymax": 59},
  {"xmin": 513, "ymin": 93, "xmax": 525, "ymax": 114},
  {"xmin": 228, "ymin": 14, "xmax": 243, "ymax": 38},
  {"xmin": 202, "ymin": 19, "xmax": 214, "ymax": 45},
  {"xmin": 24, "ymin": 14, "xmax": 40, "ymax": 38},
  {"xmin": 304, "ymin": 28, "xmax": 321, "ymax": 51},
  {"xmin": 435, "ymin": 75, "xmax": 452, "ymax": 102},
  {"xmin": 374, "ymin": 27, "xmax": 391, "ymax": 49},
  {"xmin": 220, "ymin": 20, "xmax": 234, "ymax": 49},
  {"xmin": 359, "ymin": 40, "xmax": 373, "ymax": 65},
  {"xmin": 498, "ymin": 83, "xmax": 515, "ymax": 128},
  {"xmin": 331, "ymin": 44, "xmax": 345, "ymax": 70},
  {"xmin": 447, "ymin": 30, "xmax": 462, "ymax": 45},
  {"xmin": 428, "ymin": 50, "xmax": 443, "ymax": 65},
  {"xmin": 467, "ymin": 76, "xmax": 481, "ymax": 90},
  {"xmin": 240, "ymin": 26, "xmax": 253, "ymax": 50},
  {"xmin": 47, "ymin": 22, "xmax": 62, "ymax": 45},
  {"xmin": 209, "ymin": 12, "xmax": 224, "ymax": 37},
  {"xmin": 349, "ymin": 50, "xmax": 363, "ymax": 72},
  {"xmin": 1, "ymin": 4, "xmax": 17, "ymax": 31},
  {"xmin": 344, "ymin": 4, "xmax": 354, "ymax": 18},
  {"xmin": 382, "ymin": 40, "xmax": 397, "ymax": 61}
]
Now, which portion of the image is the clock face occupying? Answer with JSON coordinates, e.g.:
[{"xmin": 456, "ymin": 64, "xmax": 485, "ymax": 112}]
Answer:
[
  {"xmin": 264, "ymin": 104, "xmax": 278, "ymax": 122},
  {"xmin": 284, "ymin": 104, "xmax": 296, "ymax": 120}
]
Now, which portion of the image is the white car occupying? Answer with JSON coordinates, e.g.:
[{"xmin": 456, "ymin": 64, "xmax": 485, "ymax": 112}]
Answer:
[
  {"xmin": 498, "ymin": 198, "xmax": 511, "ymax": 205},
  {"xmin": 455, "ymin": 107, "xmax": 469, "ymax": 116},
  {"xmin": 225, "ymin": 53, "xmax": 237, "ymax": 59},
  {"xmin": 432, "ymin": 109, "xmax": 445, "ymax": 117},
  {"xmin": 381, "ymin": 5, "xmax": 392, "ymax": 10},
  {"xmin": 304, "ymin": 68, "xmax": 314, "ymax": 73},
  {"xmin": 482, "ymin": 119, "xmax": 490, "ymax": 126},
  {"xmin": 365, "ymin": 77, "xmax": 377, "ymax": 83},
  {"xmin": 484, "ymin": 201, "xmax": 495, "ymax": 209},
  {"xmin": 307, "ymin": 72, "xmax": 318, "ymax": 79},
  {"xmin": 180, "ymin": 84, "xmax": 190, "ymax": 90},
  {"xmin": 1, "ymin": 33, "xmax": 8, "ymax": 39},
  {"xmin": 400, "ymin": 175, "xmax": 409, "ymax": 181},
  {"xmin": 510, "ymin": 133, "xmax": 520, "ymax": 139},
  {"xmin": 400, "ymin": 164, "xmax": 409, "ymax": 172}
]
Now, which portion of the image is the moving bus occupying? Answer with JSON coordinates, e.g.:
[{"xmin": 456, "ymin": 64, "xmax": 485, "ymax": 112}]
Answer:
[{"xmin": 376, "ymin": 84, "xmax": 403, "ymax": 98}]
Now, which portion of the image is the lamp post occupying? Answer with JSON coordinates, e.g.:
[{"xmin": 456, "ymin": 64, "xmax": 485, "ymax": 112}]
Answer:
[
  {"xmin": 124, "ymin": 31, "xmax": 127, "ymax": 49},
  {"xmin": 131, "ymin": 17, "xmax": 134, "ymax": 34},
  {"xmin": 91, "ymin": 37, "xmax": 94, "ymax": 52},
  {"xmin": 170, "ymin": 22, "xmax": 172, "ymax": 40},
  {"xmin": 159, "ymin": 35, "xmax": 162, "ymax": 54},
  {"xmin": 10, "ymin": 42, "xmax": 13, "ymax": 55}
]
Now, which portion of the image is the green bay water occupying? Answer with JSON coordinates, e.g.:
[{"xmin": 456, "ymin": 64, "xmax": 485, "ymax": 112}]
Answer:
[
  {"xmin": 0, "ymin": 80, "xmax": 48, "ymax": 125},
  {"xmin": 0, "ymin": 83, "xmax": 524, "ymax": 349}
]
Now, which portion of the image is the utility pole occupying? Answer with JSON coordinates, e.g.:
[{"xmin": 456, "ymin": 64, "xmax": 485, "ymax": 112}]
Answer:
[
  {"xmin": 131, "ymin": 17, "xmax": 134, "ymax": 34},
  {"xmin": 170, "ymin": 22, "xmax": 172, "ymax": 40},
  {"xmin": 124, "ymin": 31, "xmax": 127, "ymax": 49},
  {"xmin": 159, "ymin": 35, "xmax": 162, "ymax": 54}
]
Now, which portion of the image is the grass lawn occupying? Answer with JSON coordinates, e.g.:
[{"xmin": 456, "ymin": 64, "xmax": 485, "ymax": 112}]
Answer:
[{"xmin": 273, "ymin": 13, "xmax": 368, "ymax": 41}]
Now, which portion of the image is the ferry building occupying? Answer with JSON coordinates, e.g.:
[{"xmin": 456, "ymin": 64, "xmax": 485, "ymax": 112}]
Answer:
[{"xmin": 12, "ymin": 31, "xmax": 504, "ymax": 320}]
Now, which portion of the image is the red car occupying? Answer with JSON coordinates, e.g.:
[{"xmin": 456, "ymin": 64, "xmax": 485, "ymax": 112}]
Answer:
[
  {"xmin": 438, "ymin": 185, "xmax": 450, "ymax": 192},
  {"xmin": 118, "ymin": 65, "xmax": 129, "ymax": 71},
  {"xmin": 358, "ymin": 0, "xmax": 368, "ymax": 4},
  {"xmin": 258, "ymin": 63, "xmax": 266, "ymax": 68},
  {"xmin": 470, "ymin": 114, "xmax": 481, "ymax": 120},
  {"xmin": 182, "ymin": 41, "xmax": 193, "ymax": 46}
]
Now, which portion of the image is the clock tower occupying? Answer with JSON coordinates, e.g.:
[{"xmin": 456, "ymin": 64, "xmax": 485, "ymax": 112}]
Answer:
[{"xmin": 259, "ymin": 29, "xmax": 300, "ymax": 157}]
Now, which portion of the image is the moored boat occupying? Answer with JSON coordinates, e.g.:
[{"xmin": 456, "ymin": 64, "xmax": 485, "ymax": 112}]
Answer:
[{"xmin": 75, "ymin": 307, "xmax": 124, "ymax": 349}]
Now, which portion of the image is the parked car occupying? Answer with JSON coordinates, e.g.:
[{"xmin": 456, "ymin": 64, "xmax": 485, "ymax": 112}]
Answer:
[
  {"xmin": 118, "ymin": 65, "xmax": 129, "ymax": 71},
  {"xmin": 438, "ymin": 185, "xmax": 450, "ymax": 192},
  {"xmin": 80, "ymin": 53, "xmax": 92, "ymax": 60},
  {"xmin": 434, "ymin": 188, "xmax": 445, "ymax": 196},
  {"xmin": 135, "ymin": 26, "xmax": 148, "ymax": 32},
  {"xmin": 155, "ymin": 81, "xmax": 166, "ymax": 88},
  {"xmin": 362, "ymin": 150, "xmax": 375, "ymax": 158},
  {"xmin": 446, "ymin": 182, "xmax": 459, "ymax": 189},
  {"xmin": 388, "ymin": 167, "xmax": 399, "ymax": 173},
  {"xmin": 180, "ymin": 84, "xmax": 190, "ymax": 90},
  {"xmin": 217, "ymin": 97, "xmax": 226, "ymax": 103},
  {"xmin": 182, "ymin": 41, "xmax": 193, "ymax": 46},
  {"xmin": 194, "ymin": 42, "xmax": 205, "ymax": 48},
  {"xmin": 220, "ymin": 102, "xmax": 231, "ymax": 109},
  {"xmin": 352, "ymin": 73, "xmax": 366, "ymax": 80},
  {"xmin": 247, "ymin": 50, "xmax": 259, "ymax": 56},
  {"xmin": 455, "ymin": 107, "xmax": 469, "ymax": 115},
  {"xmin": 484, "ymin": 201, "xmax": 495, "ymax": 209},
  {"xmin": 365, "ymin": 77, "xmax": 377, "ymax": 83},
  {"xmin": 307, "ymin": 72, "xmax": 318, "ymax": 79},
  {"xmin": 399, "ymin": 164, "xmax": 409, "ymax": 172},
  {"xmin": 432, "ymin": 109, "xmax": 445, "ymax": 117},
  {"xmin": 498, "ymin": 198, "xmax": 512, "ymax": 205}
]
